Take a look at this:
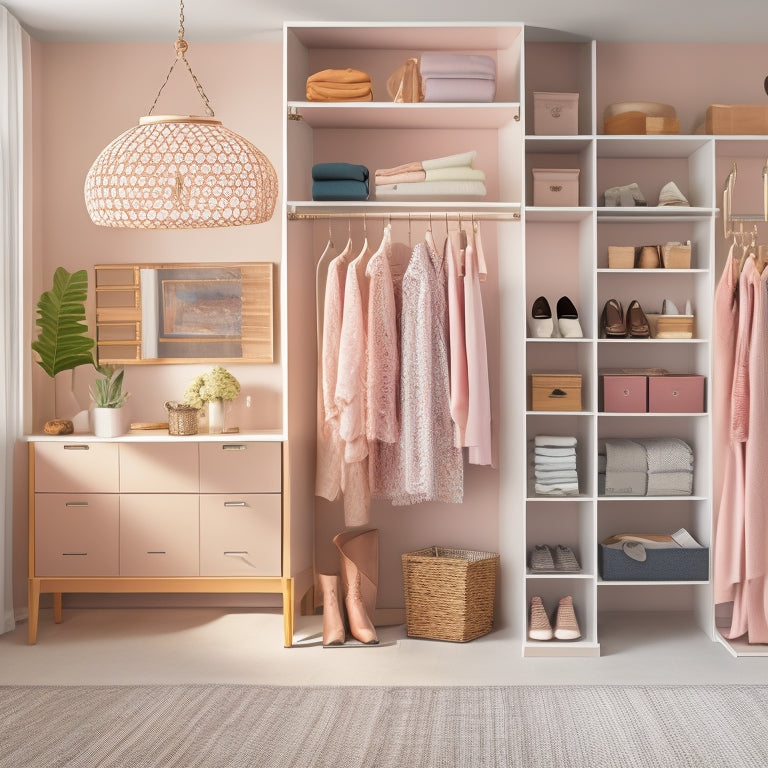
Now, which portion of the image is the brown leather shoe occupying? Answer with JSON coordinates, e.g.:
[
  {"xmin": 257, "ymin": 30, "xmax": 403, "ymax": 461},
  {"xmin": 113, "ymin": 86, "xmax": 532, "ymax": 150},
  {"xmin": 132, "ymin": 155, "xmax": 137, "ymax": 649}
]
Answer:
[
  {"xmin": 600, "ymin": 298, "xmax": 626, "ymax": 338},
  {"xmin": 627, "ymin": 299, "xmax": 650, "ymax": 338}
]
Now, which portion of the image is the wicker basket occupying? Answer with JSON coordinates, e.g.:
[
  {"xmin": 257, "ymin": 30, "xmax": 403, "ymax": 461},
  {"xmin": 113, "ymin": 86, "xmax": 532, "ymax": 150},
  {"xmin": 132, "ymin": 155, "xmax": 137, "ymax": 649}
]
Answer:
[
  {"xmin": 164, "ymin": 401, "xmax": 199, "ymax": 436},
  {"xmin": 401, "ymin": 546, "xmax": 500, "ymax": 642}
]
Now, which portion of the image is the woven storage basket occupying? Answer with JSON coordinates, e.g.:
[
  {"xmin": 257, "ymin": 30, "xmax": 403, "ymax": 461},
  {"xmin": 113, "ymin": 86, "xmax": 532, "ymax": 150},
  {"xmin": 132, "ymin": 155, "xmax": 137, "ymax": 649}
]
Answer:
[
  {"xmin": 401, "ymin": 546, "xmax": 500, "ymax": 642},
  {"xmin": 164, "ymin": 401, "xmax": 199, "ymax": 436}
]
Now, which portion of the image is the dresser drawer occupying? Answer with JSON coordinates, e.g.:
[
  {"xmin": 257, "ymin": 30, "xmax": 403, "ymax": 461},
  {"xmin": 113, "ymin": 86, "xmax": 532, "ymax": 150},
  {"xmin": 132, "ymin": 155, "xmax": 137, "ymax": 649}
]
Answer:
[
  {"xmin": 34, "ymin": 494, "xmax": 119, "ymax": 576},
  {"xmin": 34, "ymin": 442, "xmax": 119, "ymax": 493},
  {"xmin": 199, "ymin": 442, "xmax": 281, "ymax": 494},
  {"xmin": 200, "ymin": 494, "xmax": 281, "ymax": 576},
  {"xmin": 120, "ymin": 494, "xmax": 199, "ymax": 576},
  {"xmin": 119, "ymin": 443, "xmax": 199, "ymax": 493}
]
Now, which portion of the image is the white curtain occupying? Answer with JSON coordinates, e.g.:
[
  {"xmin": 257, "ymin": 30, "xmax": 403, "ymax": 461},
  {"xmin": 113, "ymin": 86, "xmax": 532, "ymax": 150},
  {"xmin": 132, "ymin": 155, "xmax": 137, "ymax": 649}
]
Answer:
[{"xmin": 0, "ymin": 5, "xmax": 24, "ymax": 635}]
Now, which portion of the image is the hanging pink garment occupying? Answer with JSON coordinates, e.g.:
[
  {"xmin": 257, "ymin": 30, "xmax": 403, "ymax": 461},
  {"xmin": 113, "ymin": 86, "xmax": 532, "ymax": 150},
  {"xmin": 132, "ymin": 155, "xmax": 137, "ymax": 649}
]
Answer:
[
  {"xmin": 463, "ymin": 222, "xmax": 492, "ymax": 466},
  {"xmin": 321, "ymin": 241, "xmax": 370, "ymax": 526},
  {"xmin": 365, "ymin": 225, "xmax": 410, "ymax": 499},
  {"xmin": 393, "ymin": 232, "xmax": 463, "ymax": 505},
  {"xmin": 740, "ymin": 260, "xmax": 768, "ymax": 642},
  {"xmin": 444, "ymin": 228, "xmax": 469, "ymax": 448},
  {"xmin": 716, "ymin": 253, "xmax": 753, "ymax": 637}
]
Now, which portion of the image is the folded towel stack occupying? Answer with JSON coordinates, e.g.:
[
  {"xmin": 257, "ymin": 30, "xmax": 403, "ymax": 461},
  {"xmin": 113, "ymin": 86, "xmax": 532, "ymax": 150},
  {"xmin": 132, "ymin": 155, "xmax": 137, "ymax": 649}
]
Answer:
[
  {"xmin": 532, "ymin": 435, "xmax": 579, "ymax": 496},
  {"xmin": 375, "ymin": 150, "xmax": 486, "ymax": 200},
  {"xmin": 420, "ymin": 53, "xmax": 496, "ymax": 103},
  {"xmin": 599, "ymin": 437, "xmax": 693, "ymax": 497},
  {"xmin": 306, "ymin": 68, "xmax": 373, "ymax": 102},
  {"xmin": 312, "ymin": 162, "xmax": 370, "ymax": 201}
]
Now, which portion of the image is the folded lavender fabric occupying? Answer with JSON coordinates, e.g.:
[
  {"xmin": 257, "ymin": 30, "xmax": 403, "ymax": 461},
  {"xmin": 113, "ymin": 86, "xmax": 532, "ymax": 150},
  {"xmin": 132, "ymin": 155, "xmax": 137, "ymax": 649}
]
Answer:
[
  {"xmin": 419, "ymin": 53, "xmax": 496, "ymax": 79},
  {"xmin": 424, "ymin": 77, "xmax": 496, "ymax": 103}
]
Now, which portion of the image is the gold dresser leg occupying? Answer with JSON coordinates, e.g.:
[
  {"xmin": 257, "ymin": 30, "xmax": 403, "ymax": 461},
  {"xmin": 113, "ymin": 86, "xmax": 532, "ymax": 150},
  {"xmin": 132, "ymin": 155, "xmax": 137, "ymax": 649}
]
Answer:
[
  {"xmin": 53, "ymin": 592, "xmax": 63, "ymax": 624},
  {"xmin": 27, "ymin": 579, "xmax": 40, "ymax": 645},
  {"xmin": 282, "ymin": 578, "xmax": 294, "ymax": 647}
]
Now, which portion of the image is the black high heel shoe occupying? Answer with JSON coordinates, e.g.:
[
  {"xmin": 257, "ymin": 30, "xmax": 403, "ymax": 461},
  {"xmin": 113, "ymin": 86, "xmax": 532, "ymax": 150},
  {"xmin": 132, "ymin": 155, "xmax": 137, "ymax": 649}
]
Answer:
[
  {"xmin": 556, "ymin": 297, "xmax": 583, "ymax": 338},
  {"xmin": 529, "ymin": 296, "xmax": 554, "ymax": 338}
]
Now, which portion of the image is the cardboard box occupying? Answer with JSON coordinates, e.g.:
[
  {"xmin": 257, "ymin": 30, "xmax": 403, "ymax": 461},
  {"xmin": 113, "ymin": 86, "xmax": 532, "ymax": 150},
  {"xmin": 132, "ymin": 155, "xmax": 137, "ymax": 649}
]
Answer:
[
  {"xmin": 705, "ymin": 104, "xmax": 768, "ymax": 135},
  {"xmin": 608, "ymin": 246, "xmax": 635, "ymax": 269},
  {"xmin": 532, "ymin": 168, "xmax": 580, "ymax": 206},
  {"xmin": 602, "ymin": 375, "xmax": 647, "ymax": 413},
  {"xmin": 533, "ymin": 92, "xmax": 579, "ymax": 135},
  {"xmin": 648, "ymin": 314, "xmax": 694, "ymax": 339},
  {"xmin": 662, "ymin": 243, "xmax": 692, "ymax": 269},
  {"xmin": 530, "ymin": 373, "xmax": 582, "ymax": 411},
  {"xmin": 648, "ymin": 375, "xmax": 705, "ymax": 413}
]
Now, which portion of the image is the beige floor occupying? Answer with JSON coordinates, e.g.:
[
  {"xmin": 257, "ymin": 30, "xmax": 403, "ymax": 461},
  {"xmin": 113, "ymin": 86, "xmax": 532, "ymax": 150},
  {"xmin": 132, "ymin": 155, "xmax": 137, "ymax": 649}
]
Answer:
[{"xmin": 2, "ymin": 607, "xmax": 768, "ymax": 686}]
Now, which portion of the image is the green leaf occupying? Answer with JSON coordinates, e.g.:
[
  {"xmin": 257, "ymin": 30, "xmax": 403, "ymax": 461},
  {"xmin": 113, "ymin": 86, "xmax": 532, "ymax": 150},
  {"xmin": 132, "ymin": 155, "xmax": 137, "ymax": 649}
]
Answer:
[{"xmin": 31, "ymin": 267, "xmax": 95, "ymax": 378}]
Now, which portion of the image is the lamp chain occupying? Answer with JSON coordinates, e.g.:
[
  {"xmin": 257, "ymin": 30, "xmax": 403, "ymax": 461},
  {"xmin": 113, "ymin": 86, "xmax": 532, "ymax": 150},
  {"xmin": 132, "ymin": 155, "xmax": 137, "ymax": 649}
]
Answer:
[{"xmin": 147, "ymin": 0, "xmax": 215, "ymax": 117}]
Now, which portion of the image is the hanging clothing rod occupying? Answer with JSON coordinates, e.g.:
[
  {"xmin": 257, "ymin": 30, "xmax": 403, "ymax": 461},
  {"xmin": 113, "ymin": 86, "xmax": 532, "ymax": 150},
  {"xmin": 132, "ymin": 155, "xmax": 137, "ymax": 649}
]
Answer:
[{"xmin": 287, "ymin": 210, "xmax": 520, "ymax": 222}]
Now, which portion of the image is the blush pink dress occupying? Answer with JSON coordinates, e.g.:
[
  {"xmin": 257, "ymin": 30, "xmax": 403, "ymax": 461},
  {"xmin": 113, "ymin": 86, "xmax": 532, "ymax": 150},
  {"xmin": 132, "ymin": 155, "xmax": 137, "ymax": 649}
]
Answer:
[
  {"xmin": 463, "ymin": 222, "xmax": 492, "ymax": 466},
  {"xmin": 393, "ymin": 232, "xmax": 463, "ymax": 505}
]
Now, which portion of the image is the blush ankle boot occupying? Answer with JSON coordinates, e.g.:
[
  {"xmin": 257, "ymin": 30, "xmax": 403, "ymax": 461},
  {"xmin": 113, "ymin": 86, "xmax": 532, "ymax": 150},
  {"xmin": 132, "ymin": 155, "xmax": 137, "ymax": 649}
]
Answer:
[
  {"xmin": 333, "ymin": 529, "xmax": 379, "ymax": 645},
  {"xmin": 318, "ymin": 573, "xmax": 346, "ymax": 646}
]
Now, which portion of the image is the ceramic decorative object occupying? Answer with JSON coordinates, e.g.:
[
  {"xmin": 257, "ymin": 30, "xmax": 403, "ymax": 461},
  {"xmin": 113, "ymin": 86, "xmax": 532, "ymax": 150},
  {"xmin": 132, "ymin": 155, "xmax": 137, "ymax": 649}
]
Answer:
[
  {"xmin": 92, "ymin": 406, "xmax": 126, "ymax": 438},
  {"xmin": 207, "ymin": 398, "xmax": 226, "ymax": 434}
]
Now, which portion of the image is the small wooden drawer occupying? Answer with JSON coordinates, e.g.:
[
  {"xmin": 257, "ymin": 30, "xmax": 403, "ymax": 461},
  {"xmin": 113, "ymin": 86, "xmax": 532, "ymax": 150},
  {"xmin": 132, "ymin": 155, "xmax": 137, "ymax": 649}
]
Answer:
[
  {"xmin": 531, "ymin": 374, "xmax": 582, "ymax": 411},
  {"xmin": 34, "ymin": 441, "xmax": 119, "ymax": 493},
  {"xmin": 119, "ymin": 443, "xmax": 199, "ymax": 493},
  {"xmin": 602, "ymin": 375, "xmax": 647, "ymax": 413},
  {"xmin": 648, "ymin": 375, "xmax": 705, "ymax": 413},
  {"xmin": 119, "ymin": 494, "xmax": 199, "ymax": 576},
  {"xmin": 34, "ymin": 494, "xmax": 119, "ymax": 577},
  {"xmin": 199, "ymin": 442, "xmax": 281, "ymax": 494},
  {"xmin": 200, "ymin": 494, "xmax": 282, "ymax": 576}
]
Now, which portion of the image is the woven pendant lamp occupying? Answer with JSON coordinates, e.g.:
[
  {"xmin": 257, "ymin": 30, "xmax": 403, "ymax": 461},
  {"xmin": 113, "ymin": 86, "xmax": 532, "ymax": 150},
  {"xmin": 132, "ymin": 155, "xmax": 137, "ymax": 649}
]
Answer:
[{"xmin": 84, "ymin": 1, "xmax": 278, "ymax": 229}]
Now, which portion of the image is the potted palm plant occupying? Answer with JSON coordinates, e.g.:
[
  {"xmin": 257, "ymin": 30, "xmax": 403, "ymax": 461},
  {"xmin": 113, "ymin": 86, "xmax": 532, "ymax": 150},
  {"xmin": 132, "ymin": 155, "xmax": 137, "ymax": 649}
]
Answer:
[{"xmin": 32, "ymin": 266, "xmax": 129, "ymax": 436}]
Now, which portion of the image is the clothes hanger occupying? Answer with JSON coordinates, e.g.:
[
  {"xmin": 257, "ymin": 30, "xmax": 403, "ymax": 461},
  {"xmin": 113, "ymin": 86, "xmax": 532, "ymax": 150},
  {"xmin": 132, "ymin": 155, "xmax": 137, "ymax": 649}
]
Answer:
[{"xmin": 315, "ymin": 216, "xmax": 338, "ymax": 353}]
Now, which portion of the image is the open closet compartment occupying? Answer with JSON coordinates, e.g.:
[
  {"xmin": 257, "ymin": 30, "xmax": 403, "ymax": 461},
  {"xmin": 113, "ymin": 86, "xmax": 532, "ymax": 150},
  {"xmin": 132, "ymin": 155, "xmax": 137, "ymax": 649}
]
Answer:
[
  {"xmin": 712, "ymin": 142, "xmax": 768, "ymax": 657},
  {"xmin": 283, "ymin": 22, "xmax": 526, "ymax": 635}
]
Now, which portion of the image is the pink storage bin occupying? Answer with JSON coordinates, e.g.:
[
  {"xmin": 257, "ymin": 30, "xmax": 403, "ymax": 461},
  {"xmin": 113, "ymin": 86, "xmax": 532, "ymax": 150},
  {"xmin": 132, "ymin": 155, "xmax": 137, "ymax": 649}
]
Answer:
[
  {"xmin": 532, "ymin": 168, "xmax": 579, "ymax": 206},
  {"xmin": 533, "ymin": 92, "xmax": 579, "ymax": 135},
  {"xmin": 648, "ymin": 375, "xmax": 705, "ymax": 413},
  {"xmin": 602, "ymin": 375, "xmax": 647, "ymax": 413}
]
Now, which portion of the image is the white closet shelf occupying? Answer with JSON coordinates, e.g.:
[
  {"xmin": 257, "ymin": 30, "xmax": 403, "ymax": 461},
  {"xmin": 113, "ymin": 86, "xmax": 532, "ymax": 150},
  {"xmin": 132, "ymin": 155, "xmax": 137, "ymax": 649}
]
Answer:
[
  {"xmin": 595, "ymin": 135, "xmax": 713, "ymax": 158},
  {"xmin": 524, "ymin": 640, "xmax": 601, "ymax": 658},
  {"xmin": 596, "ymin": 268, "xmax": 709, "ymax": 275},
  {"xmin": 524, "ymin": 207, "xmax": 593, "ymax": 222},
  {"xmin": 598, "ymin": 412, "xmax": 709, "ymax": 418},
  {"xmin": 526, "ymin": 571, "xmax": 594, "ymax": 579},
  {"xmin": 288, "ymin": 102, "xmax": 520, "ymax": 130},
  {"xmin": 596, "ymin": 207, "xmax": 716, "ymax": 220},
  {"xmin": 596, "ymin": 338, "xmax": 709, "ymax": 345},
  {"xmin": 597, "ymin": 579, "xmax": 709, "ymax": 586},
  {"xmin": 287, "ymin": 201, "xmax": 521, "ymax": 217},
  {"xmin": 597, "ymin": 495, "xmax": 708, "ymax": 502}
]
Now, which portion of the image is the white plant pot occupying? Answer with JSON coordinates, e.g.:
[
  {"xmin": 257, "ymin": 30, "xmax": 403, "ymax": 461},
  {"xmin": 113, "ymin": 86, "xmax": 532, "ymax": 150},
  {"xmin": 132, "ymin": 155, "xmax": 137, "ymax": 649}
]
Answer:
[
  {"xmin": 207, "ymin": 399, "xmax": 226, "ymax": 434},
  {"xmin": 92, "ymin": 407, "xmax": 126, "ymax": 438}
]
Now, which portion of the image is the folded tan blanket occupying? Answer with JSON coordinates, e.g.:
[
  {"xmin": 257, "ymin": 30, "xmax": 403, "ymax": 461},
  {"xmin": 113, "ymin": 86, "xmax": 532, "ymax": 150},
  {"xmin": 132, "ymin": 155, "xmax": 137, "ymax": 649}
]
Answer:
[
  {"xmin": 374, "ymin": 170, "xmax": 426, "ymax": 186},
  {"xmin": 375, "ymin": 161, "xmax": 424, "ymax": 177},
  {"xmin": 306, "ymin": 68, "xmax": 373, "ymax": 101}
]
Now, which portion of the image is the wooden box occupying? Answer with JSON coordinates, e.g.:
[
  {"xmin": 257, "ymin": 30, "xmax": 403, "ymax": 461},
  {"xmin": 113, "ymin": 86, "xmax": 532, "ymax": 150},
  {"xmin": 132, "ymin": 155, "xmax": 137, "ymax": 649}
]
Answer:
[
  {"xmin": 532, "ymin": 168, "xmax": 580, "ymax": 206},
  {"xmin": 608, "ymin": 246, "xmax": 635, "ymax": 269},
  {"xmin": 604, "ymin": 112, "xmax": 680, "ymax": 135},
  {"xmin": 705, "ymin": 104, "xmax": 768, "ymax": 135},
  {"xmin": 648, "ymin": 314, "xmax": 694, "ymax": 339},
  {"xmin": 531, "ymin": 373, "xmax": 582, "ymax": 411},
  {"xmin": 533, "ymin": 92, "xmax": 579, "ymax": 135},
  {"xmin": 662, "ymin": 242, "xmax": 691, "ymax": 269}
]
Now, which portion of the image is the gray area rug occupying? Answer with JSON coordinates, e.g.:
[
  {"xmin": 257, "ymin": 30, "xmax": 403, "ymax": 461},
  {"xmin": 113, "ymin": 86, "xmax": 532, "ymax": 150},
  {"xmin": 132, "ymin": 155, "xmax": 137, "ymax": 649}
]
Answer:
[{"xmin": 2, "ymin": 684, "xmax": 767, "ymax": 767}]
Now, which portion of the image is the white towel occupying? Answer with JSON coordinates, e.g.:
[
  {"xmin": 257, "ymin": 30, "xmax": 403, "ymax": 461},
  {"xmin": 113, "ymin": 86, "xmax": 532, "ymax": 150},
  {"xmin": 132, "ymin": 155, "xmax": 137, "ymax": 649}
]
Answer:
[
  {"xmin": 421, "ymin": 150, "xmax": 478, "ymax": 171},
  {"xmin": 534, "ymin": 446, "xmax": 576, "ymax": 457},
  {"xmin": 534, "ymin": 454, "xmax": 576, "ymax": 467},
  {"xmin": 534, "ymin": 435, "xmax": 577, "ymax": 447},
  {"xmin": 375, "ymin": 180, "xmax": 486, "ymax": 200},
  {"xmin": 424, "ymin": 166, "xmax": 486, "ymax": 183}
]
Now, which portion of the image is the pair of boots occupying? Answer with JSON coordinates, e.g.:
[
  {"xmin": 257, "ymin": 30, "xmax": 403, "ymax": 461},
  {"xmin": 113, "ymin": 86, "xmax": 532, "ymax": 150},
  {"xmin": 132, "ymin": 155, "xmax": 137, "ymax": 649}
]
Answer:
[{"xmin": 319, "ymin": 529, "xmax": 379, "ymax": 646}]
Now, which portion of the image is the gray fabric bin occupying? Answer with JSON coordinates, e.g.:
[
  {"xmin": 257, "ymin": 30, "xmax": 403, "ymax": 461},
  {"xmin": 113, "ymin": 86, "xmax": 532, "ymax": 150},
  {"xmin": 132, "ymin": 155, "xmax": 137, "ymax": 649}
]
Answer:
[{"xmin": 599, "ymin": 544, "xmax": 709, "ymax": 581}]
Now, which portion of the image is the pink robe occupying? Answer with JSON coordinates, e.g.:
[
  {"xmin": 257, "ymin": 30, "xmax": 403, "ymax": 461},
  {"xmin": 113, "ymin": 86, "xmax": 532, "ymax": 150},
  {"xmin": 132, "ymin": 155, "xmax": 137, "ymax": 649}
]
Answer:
[{"xmin": 463, "ymin": 223, "xmax": 492, "ymax": 466}]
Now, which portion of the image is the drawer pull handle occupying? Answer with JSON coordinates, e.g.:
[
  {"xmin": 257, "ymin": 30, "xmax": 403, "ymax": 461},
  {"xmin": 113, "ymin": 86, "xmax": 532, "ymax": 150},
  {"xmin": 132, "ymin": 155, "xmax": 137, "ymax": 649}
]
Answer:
[
  {"xmin": 549, "ymin": 388, "xmax": 567, "ymax": 398},
  {"xmin": 549, "ymin": 184, "xmax": 563, "ymax": 192},
  {"xmin": 62, "ymin": 552, "xmax": 87, "ymax": 556},
  {"xmin": 147, "ymin": 551, "xmax": 166, "ymax": 555},
  {"xmin": 63, "ymin": 445, "xmax": 90, "ymax": 450},
  {"xmin": 223, "ymin": 501, "xmax": 247, "ymax": 507},
  {"xmin": 222, "ymin": 444, "xmax": 247, "ymax": 451},
  {"xmin": 65, "ymin": 501, "xmax": 89, "ymax": 507},
  {"xmin": 224, "ymin": 551, "xmax": 249, "ymax": 556}
]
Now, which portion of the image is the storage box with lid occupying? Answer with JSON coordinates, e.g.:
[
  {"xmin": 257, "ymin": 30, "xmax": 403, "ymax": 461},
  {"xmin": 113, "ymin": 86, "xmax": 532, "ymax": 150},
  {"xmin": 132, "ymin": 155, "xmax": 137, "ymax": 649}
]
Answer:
[
  {"xmin": 532, "ymin": 168, "xmax": 580, "ymax": 206},
  {"xmin": 533, "ymin": 92, "xmax": 579, "ymax": 135},
  {"xmin": 648, "ymin": 375, "xmax": 705, "ymax": 413},
  {"xmin": 599, "ymin": 544, "xmax": 709, "ymax": 581},
  {"xmin": 602, "ymin": 375, "xmax": 647, "ymax": 413},
  {"xmin": 531, "ymin": 373, "xmax": 582, "ymax": 411}
]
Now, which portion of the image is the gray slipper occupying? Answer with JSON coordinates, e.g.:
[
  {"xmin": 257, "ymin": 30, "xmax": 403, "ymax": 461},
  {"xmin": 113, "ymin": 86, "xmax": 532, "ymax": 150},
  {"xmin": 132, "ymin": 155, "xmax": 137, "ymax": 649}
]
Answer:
[
  {"xmin": 530, "ymin": 545, "xmax": 555, "ymax": 571},
  {"xmin": 622, "ymin": 541, "xmax": 647, "ymax": 562},
  {"xmin": 554, "ymin": 544, "xmax": 581, "ymax": 572}
]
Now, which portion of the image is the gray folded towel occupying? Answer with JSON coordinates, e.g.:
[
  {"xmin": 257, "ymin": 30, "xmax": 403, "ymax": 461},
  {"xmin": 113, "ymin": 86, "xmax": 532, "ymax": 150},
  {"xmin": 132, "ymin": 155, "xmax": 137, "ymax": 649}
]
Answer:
[
  {"xmin": 534, "ymin": 446, "xmax": 576, "ymax": 457},
  {"xmin": 605, "ymin": 439, "xmax": 647, "ymax": 472},
  {"xmin": 535, "ymin": 481, "xmax": 579, "ymax": 496},
  {"xmin": 646, "ymin": 470, "xmax": 693, "ymax": 496},
  {"xmin": 638, "ymin": 437, "xmax": 693, "ymax": 473},
  {"xmin": 604, "ymin": 470, "xmax": 647, "ymax": 497}
]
